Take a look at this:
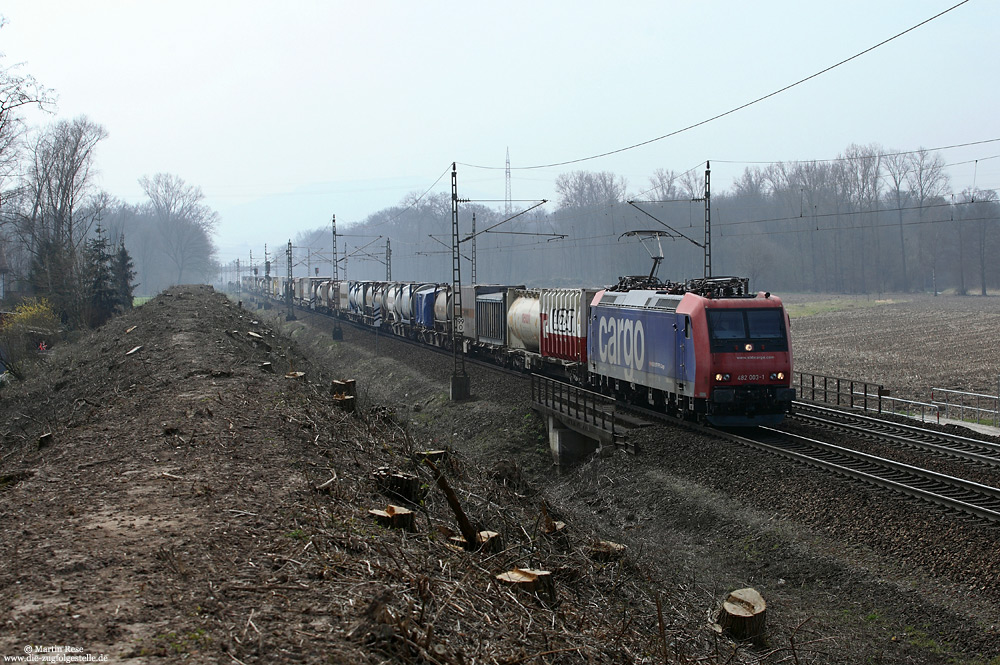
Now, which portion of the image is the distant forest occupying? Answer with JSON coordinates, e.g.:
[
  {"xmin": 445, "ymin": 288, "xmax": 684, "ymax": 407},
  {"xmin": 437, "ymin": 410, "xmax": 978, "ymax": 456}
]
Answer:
[
  {"xmin": 0, "ymin": 51, "xmax": 221, "ymax": 314},
  {"xmin": 272, "ymin": 144, "xmax": 998, "ymax": 296}
]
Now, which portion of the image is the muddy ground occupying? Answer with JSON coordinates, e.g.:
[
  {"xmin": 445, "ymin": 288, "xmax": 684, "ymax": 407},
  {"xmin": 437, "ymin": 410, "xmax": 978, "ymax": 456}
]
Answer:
[{"xmin": 1, "ymin": 287, "xmax": 998, "ymax": 664}]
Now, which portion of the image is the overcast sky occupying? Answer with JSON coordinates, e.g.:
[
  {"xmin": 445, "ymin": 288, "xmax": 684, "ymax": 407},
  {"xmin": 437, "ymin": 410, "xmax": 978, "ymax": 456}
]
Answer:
[{"xmin": 2, "ymin": 1, "xmax": 998, "ymax": 263}]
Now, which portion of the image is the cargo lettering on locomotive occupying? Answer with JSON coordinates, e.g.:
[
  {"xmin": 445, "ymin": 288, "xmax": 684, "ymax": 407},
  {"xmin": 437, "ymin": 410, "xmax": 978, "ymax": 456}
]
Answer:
[{"xmin": 596, "ymin": 315, "xmax": 645, "ymax": 376}]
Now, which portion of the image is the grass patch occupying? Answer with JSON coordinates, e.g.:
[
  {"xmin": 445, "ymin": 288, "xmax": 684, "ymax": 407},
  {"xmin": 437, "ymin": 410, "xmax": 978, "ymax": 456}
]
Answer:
[{"xmin": 132, "ymin": 296, "xmax": 155, "ymax": 307}]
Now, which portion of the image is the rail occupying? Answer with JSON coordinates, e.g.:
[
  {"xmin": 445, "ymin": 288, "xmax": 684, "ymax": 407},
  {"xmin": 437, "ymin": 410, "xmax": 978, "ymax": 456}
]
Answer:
[{"xmin": 530, "ymin": 374, "xmax": 618, "ymax": 436}]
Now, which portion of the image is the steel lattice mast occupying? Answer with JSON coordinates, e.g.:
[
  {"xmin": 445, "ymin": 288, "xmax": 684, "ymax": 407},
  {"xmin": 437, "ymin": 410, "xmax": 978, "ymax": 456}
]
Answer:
[{"xmin": 450, "ymin": 162, "xmax": 470, "ymax": 400}]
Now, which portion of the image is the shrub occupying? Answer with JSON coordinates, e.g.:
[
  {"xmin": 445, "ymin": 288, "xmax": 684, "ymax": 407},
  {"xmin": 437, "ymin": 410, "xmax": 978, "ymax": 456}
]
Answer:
[{"xmin": 0, "ymin": 298, "xmax": 59, "ymax": 381}]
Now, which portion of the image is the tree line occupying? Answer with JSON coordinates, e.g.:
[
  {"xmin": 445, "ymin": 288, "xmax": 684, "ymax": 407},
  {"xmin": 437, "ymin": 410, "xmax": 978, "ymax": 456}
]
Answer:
[
  {"xmin": 274, "ymin": 144, "xmax": 997, "ymax": 296},
  {"xmin": 0, "ymin": 49, "xmax": 220, "ymax": 329}
]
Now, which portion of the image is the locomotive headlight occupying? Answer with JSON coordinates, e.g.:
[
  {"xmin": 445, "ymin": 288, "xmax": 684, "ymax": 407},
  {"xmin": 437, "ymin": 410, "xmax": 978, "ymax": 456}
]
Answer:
[
  {"xmin": 769, "ymin": 372, "xmax": 777, "ymax": 380},
  {"xmin": 715, "ymin": 373, "xmax": 723, "ymax": 381},
  {"xmin": 714, "ymin": 373, "xmax": 731, "ymax": 382},
  {"xmin": 777, "ymin": 372, "xmax": 785, "ymax": 380},
  {"xmin": 744, "ymin": 343, "xmax": 753, "ymax": 351}
]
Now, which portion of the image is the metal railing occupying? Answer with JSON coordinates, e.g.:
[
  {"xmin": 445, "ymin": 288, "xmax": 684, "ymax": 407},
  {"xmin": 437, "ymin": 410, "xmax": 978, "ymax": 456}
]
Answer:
[
  {"xmin": 932, "ymin": 388, "xmax": 1000, "ymax": 428},
  {"xmin": 879, "ymin": 394, "xmax": 940, "ymax": 424},
  {"xmin": 530, "ymin": 374, "xmax": 618, "ymax": 434},
  {"xmin": 793, "ymin": 371, "xmax": 888, "ymax": 413},
  {"xmin": 796, "ymin": 371, "xmax": 1000, "ymax": 428}
]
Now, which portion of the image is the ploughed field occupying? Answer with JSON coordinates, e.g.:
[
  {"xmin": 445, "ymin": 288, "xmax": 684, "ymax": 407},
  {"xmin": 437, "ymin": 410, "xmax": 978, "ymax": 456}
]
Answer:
[
  {"xmin": 1, "ymin": 286, "xmax": 998, "ymax": 664},
  {"xmin": 786, "ymin": 292, "xmax": 1000, "ymax": 402}
]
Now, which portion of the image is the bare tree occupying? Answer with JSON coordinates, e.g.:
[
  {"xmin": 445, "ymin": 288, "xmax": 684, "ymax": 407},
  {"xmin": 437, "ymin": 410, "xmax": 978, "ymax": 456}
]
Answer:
[
  {"xmin": 8, "ymin": 117, "xmax": 108, "ymax": 322},
  {"xmin": 0, "ymin": 22, "xmax": 55, "ymax": 184},
  {"xmin": 677, "ymin": 169, "xmax": 703, "ymax": 200},
  {"xmin": 23, "ymin": 117, "xmax": 108, "ymax": 248},
  {"xmin": 139, "ymin": 173, "xmax": 219, "ymax": 284},
  {"xmin": 555, "ymin": 171, "xmax": 627, "ymax": 208},
  {"xmin": 836, "ymin": 144, "xmax": 883, "ymax": 292},
  {"xmin": 882, "ymin": 150, "xmax": 911, "ymax": 290},
  {"xmin": 647, "ymin": 168, "xmax": 680, "ymax": 200},
  {"xmin": 908, "ymin": 149, "xmax": 950, "ymax": 292},
  {"xmin": 732, "ymin": 167, "xmax": 768, "ymax": 200},
  {"xmin": 957, "ymin": 188, "xmax": 999, "ymax": 296}
]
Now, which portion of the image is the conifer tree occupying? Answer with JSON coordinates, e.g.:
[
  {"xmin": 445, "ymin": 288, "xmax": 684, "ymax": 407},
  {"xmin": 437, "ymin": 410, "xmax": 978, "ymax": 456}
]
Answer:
[
  {"xmin": 82, "ymin": 223, "xmax": 116, "ymax": 327},
  {"xmin": 113, "ymin": 234, "xmax": 137, "ymax": 311}
]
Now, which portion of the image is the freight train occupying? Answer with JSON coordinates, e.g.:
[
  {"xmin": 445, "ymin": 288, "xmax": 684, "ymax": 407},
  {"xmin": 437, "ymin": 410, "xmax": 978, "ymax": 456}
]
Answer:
[{"xmin": 239, "ymin": 273, "xmax": 795, "ymax": 426}]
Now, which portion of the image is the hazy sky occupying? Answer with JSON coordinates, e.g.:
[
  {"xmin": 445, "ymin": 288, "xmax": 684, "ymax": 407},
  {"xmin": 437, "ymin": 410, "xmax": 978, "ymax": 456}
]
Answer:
[{"xmin": 2, "ymin": 1, "xmax": 998, "ymax": 262}]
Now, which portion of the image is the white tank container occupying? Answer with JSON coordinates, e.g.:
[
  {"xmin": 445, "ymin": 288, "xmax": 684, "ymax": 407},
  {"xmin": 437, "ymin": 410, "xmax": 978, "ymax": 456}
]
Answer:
[
  {"xmin": 338, "ymin": 282, "xmax": 349, "ymax": 312},
  {"xmin": 399, "ymin": 284, "xmax": 415, "ymax": 320},
  {"xmin": 349, "ymin": 282, "xmax": 363, "ymax": 311},
  {"xmin": 507, "ymin": 291, "xmax": 540, "ymax": 352},
  {"xmin": 433, "ymin": 287, "xmax": 452, "ymax": 324},
  {"xmin": 385, "ymin": 285, "xmax": 399, "ymax": 321}
]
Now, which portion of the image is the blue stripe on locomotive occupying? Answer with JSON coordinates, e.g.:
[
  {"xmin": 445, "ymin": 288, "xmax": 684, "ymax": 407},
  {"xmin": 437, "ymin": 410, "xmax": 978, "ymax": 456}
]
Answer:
[{"xmin": 587, "ymin": 304, "xmax": 696, "ymax": 394}]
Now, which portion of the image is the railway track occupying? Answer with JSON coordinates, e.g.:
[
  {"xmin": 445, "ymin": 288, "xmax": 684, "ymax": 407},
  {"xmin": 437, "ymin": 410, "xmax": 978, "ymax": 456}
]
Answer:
[
  {"xmin": 732, "ymin": 425, "xmax": 1000, "ymax": 522},
  {"xmin": 620, "ymin": 401, "xmax": 1000, "ymax": 523},
  {"xmin": 790, "ymin": 401, "xmax": 1000, "ymax": 468}
]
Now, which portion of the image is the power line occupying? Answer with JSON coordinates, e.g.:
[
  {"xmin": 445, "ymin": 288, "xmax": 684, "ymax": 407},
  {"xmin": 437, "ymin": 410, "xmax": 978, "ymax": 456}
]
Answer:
[
  {"xmin": 367, "ymin": 164, "xmax": 452, "ymax": 228},
  {"xmin": 721, "ymin": 212, "xmax": 998, "ymax": 239},
  {"xmin": 712, "ymin": 138, "xmax": 1000, "ymax": 166},
  {"xmin": 458, "ymin": 1, "xmax": 970, "ymax": 171},
  {"xmin": 716, "ymin": 199, "xmax": 968, "ymax": 229}
]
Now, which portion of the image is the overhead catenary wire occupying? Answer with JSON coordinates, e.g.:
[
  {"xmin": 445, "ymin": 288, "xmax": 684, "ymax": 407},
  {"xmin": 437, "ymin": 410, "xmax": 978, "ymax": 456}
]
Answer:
[
  {"xmin": 712, "ymin": 139, "xmax": 1000, "ymax": 167},
  {"xmin": 715, "ymin": 198, "xmax": 982, "ymax": 230},
  {"xmin": 457, "ymin": 1, "xmax": 970, "ymax": 172},
  {"xmin": 722, "ymin": 212, "xmax": 999, "ymax": 239},
  {"xmin": 366, "ymin": 164, "xmax": 453, "ymax": 228}
]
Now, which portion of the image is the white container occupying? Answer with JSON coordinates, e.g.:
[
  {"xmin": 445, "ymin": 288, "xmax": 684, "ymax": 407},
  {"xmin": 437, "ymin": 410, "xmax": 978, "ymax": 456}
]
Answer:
[{"xmin": 507, "ymin": 290, "xmax": 540, "ymax": 352}]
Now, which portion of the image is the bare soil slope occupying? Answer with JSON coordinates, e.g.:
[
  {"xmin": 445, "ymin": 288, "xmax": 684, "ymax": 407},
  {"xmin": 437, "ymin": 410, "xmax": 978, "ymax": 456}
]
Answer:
[
  {"xmin": 2, "ymin": 287, "xmax": 999, "ymax": 664},
  {"xmin": 0, "ymin": 286, "xmax": 662, "ymax": 663}
]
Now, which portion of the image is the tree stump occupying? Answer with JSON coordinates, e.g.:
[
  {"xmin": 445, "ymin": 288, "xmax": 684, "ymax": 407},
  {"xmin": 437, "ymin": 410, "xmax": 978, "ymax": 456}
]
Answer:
[
  {"xmin": 540, "ymin": 503, "xmax": 569, "ymax": 550},
  {"xmin": 331, "ymin": 393, "xmax": 355, "ymax": 413},
  {"xmin": 369, "ymin": 504, "xmax": 416, "ymax": 532},
  {"xmin": 449, "ymin": 530, "xmax": 502, "ymax": 553},
  {"xmin": 716, "ymin": 587, "xmax": 766, "ymax": 643},
  {"xmin": 331, "ymin": 379, "xmax": 357, "ymax": 397},
  {"xmin": 372, "ymin": 468, "xmax": 424, "ymax": 504},
  {"xmin": 332, "ymin": 379, "xmax": 357, "ymax": 413},
  {"xmin": 588, "ymin": 540, "xmax": 626, "ymax": 561},
  {"xmin": 417, "ymin": 449, "xmax": 449, "ymax": 463},
  {"xmin": 496, "ymin": 568, "xmax": 554, "ymax": 601}
]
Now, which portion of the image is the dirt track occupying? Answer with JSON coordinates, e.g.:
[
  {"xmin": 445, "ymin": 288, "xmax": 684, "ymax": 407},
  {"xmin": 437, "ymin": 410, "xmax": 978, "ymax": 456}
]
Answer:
[{"xmin": 2, "ymin": 286, "xmax": 999, "ymax": 664}]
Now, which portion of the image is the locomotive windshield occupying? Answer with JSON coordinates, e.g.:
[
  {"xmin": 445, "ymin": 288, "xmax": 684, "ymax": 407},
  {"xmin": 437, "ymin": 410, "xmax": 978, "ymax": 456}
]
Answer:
[{"xmin": 707, "ymin": 308, "xmax": 787, "ymax": 350}]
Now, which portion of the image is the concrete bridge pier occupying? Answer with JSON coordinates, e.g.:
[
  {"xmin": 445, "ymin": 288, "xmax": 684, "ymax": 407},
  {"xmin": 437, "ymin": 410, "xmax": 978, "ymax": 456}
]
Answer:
[{"xmin": 546, "ymin": 414, "xmax": 607, "ymax": 469}]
